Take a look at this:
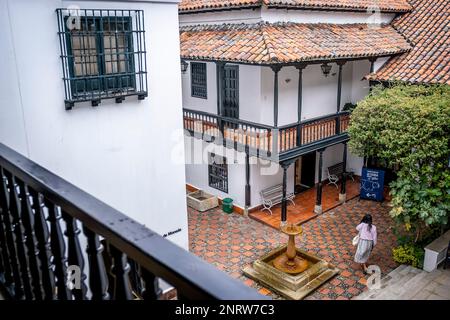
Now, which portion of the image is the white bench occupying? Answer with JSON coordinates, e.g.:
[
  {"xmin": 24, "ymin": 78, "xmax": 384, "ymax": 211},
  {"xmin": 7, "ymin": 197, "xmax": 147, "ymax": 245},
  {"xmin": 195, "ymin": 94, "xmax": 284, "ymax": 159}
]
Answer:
[
  {"xmin": 260, "ymin": 184, "xmax": 295, "ymax": 215},
  {"xmin": 327, "ymin": 162, "xmax": 354, "ymax": 189},
  {"xmin": 423, "ymin": 229, "xmax": 450, "ymax": 272}
]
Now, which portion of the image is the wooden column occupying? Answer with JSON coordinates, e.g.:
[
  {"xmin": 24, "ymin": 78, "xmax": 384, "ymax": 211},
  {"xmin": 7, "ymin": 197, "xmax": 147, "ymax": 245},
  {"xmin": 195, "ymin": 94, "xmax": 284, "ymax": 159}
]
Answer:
[
  {"xmin": 370, "ymin": 58, "xmax": 376, "ymax": 73},
  {"xmin": 280, "ymin": 161, "xmax": 293, "ymax": 225},
  {"xmin": 339, "ymin": 142, "xmax": 348, "ymax": 203},
  {"xmin": 245, "ymin": 145, "xmax": 251, "ymax": 209},
  {"xmin": 314, "ymin": 149, "xmax": 325, "ymax": 214},
  {"xmin": 296, "ymin": 64, "xmax": 306, "ymax": 147},
  {"xmin": 272, "ymin": 66, "xmax": 281, "ymax": 127},
  {"xmin": 369, "ymin": 58, "xmax": 376, "ymax": 92},
  {"xmin": 271, "ymin": 65, "xmax": 282, "ymax": 157},
  {"xmin": 336, "ymin": 62, "xmax": 345, "ymax": 134}
]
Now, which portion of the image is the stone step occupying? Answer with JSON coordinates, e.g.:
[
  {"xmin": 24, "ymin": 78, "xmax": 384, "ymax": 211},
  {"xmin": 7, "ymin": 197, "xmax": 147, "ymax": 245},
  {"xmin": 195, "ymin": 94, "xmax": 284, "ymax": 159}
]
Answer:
[
  {"xmin": 374, "ymin": 267, "xmax": 429, "ymax": 299},
  {"xmin": 401, "ymin": 269, "xmax": 444, "ymax": 300},
  {"xmin": 354, "ymin": 265, "xmax": 423, "ymax": 300},
  {"xmin": 355, "ymin": 265, "xmax": 450, "ymax": 300}
]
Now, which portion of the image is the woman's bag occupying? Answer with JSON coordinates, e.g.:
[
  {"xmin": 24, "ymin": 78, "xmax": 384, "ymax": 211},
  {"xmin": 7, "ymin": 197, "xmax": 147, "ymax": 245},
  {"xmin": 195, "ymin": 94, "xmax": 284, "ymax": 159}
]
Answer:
[{"xmin": 352, "ymin": 234, "xmax": 360, "ymax": 246}]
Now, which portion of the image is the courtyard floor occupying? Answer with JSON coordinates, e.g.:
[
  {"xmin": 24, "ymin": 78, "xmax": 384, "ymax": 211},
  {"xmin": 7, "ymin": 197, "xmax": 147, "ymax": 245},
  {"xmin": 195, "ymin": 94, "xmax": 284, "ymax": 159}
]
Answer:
[
  {"xmin": 250, "ymin": 178, "xmax": 361, "ymax": 229},
  {"xmin": 188, "ymin": 198, "xmax": 398, "ymax": 300}
]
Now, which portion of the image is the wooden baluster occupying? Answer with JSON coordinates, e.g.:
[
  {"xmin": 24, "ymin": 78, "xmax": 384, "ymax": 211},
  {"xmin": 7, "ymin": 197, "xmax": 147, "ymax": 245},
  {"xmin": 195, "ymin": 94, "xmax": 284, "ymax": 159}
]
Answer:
[
  {"xmin": 62, "ymin": 211, "xmax": 87, "ymax": 300},
  {"xmin": 288, "ymin": 128, "xmax": 292, "ymax": 150},
  {"xmin": 316, "ymin": 123, "xmax": 319, "ymax": 141},
  {"xmin": 141, "ymin": 267, "xmax": 161, "ymax": 300},
  {"xmin": 46, "ymin": 201, "xmax": 70, "ymax": 300},
  {"xmin": 83, "ymin": 226, "xmax": 109, "ymax": 300},
  {"xmin": 109, "ymin": 245, "xmax": 132, "ymax": 300},
  {"xmin": 18, "ymin": 181, "xmax": 43, "ymax": 300},
  {"xmin": 30, "ymin": 190, "xmax": 55, "ymax": 300},
  {"xmin": 127, "ymin": 259, "xmax": 143, "ymax": 298},
  {"xmin": 5, "ymin": 173, "xmax": 31, "ymax": 299},
  {"xmin": 0, "ymin": 168, "xmax": 14, "ymax": 290}
]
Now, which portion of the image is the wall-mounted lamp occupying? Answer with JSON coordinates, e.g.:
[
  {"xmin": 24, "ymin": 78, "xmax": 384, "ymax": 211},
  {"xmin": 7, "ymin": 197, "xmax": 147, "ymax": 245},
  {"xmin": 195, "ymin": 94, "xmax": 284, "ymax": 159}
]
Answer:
[
  {"xmin": 321, "ymin": 63, "xmax": 332, "ymax": 77},
  {"xmin": 180, "ymin": 59, "xmax": 189, "ymax": 74}
]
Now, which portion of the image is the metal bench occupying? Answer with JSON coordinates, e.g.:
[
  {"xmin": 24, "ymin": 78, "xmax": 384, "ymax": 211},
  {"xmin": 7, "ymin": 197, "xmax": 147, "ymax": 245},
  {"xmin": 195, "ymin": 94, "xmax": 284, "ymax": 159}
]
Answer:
[
  {"xmin": 327, "ymin": 162, "xmax": 354, "ymax": 189},
  {"xmin": 260, "ymin": 184, "xmax": 295, "ymax": 215}
]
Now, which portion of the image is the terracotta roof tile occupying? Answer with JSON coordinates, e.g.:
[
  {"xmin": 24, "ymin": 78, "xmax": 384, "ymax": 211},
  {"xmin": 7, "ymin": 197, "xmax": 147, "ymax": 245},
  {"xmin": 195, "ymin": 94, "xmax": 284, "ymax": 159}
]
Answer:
[
  {"xmin": 179, "ymin": 0, "xmax": 412, "ymax": 13},
  {"xmin": 180, "ymin": 22, "xmax": 411, "ymax": 64},
  {"xmin": 368, "ymin": 0, "xmax": 450, "ymax": 85}
]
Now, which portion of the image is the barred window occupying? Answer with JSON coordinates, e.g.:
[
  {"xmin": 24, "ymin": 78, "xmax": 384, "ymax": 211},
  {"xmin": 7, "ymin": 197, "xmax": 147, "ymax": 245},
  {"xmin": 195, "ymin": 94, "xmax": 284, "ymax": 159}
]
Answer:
[
  {"xmin": 208, "ymin": 153, "xmax": 228, "ymax": 193},
  {"xmin": 191, "ymin": 62, "xmax": 207, "ymax": 99},
  {"xmin": 56, "ymin": 9, "xmax": 148, "ymax": 109}
]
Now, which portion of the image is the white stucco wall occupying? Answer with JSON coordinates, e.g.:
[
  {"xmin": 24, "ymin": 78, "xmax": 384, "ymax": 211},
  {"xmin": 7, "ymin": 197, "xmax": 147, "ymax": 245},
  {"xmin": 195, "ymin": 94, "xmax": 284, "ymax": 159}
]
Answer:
[
  {"xmin": 179, "ymin": 8, "xmax": 396, "ymax": 26},
  {"xmin": 0, "ymin": 0, "xmax": 188, "ymax": 249},
  {"xmin": 259, "ymin": 62, "xmax": 359, "ymax": 126},
  {"xmin": 261, "ymin": 8, "xmax": 396, "ymax": 24},
  {"xmin": 182, "ymin": 62, "xmax": 262, "ymax": 123},
  {"xmin": 179, "ymin": 9, "xmax": 261, "ymax": 26}
]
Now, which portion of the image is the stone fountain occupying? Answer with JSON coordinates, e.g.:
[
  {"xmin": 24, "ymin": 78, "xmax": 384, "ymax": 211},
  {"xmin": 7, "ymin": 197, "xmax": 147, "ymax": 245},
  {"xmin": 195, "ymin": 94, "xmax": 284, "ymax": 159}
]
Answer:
[{"xmin": 243, "ymin": 224, "xmax": 339, "ymax": 300}]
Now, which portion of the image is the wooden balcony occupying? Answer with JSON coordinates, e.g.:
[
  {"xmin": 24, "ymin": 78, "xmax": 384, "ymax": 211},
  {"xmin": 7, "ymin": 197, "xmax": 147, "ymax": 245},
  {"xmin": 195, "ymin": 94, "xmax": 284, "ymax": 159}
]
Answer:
[
  {"xmin": 0, "ymin": 143, "xmax": 264, "ymax": 300},
  {"xmin": 183, "ymin": 108, "xmax": 350, "ymax": 161}
]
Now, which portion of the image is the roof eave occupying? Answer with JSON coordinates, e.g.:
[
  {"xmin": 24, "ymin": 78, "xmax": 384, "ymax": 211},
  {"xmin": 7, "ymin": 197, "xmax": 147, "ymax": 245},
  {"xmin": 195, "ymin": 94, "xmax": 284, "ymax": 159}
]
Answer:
[
  {"xmin": 181, "ymin": 50, "xmax": 410, "ymax": 66},
  {"xmin": 179, "ymin": 3, "xmax": 412, "ymax": 14}
]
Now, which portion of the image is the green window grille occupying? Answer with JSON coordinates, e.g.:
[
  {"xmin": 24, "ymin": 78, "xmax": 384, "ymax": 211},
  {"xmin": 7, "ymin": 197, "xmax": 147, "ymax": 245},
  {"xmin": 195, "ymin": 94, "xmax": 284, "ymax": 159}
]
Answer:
[
  {"xmin": 191, "ymin": 62, "xmax": 207, "ymax": 99},
  {"xmin": 208, "ymin": 153, "xmax": 228, "ymax": 193},
  {"xmin": 56, "ymin": 9, "xmax": 148, "ymax": 109}
]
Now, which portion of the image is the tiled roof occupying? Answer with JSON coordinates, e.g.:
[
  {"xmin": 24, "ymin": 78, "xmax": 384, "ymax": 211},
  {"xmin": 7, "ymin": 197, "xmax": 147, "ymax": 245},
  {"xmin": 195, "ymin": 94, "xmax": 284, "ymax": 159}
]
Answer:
[
  {"xmin": 179, "ymin": 0, "xmax": 412, "ymax": 13},
  {"xmin": 180, "ymin": 0, "xmax": 261, "ymax": 12},
  {"xmin": 180, "ymin": 22, "xmax": 411, "ymax": 64},
  {"xmin": 368, "ymin": 0, "xmax": 450, "ymax": 85}
]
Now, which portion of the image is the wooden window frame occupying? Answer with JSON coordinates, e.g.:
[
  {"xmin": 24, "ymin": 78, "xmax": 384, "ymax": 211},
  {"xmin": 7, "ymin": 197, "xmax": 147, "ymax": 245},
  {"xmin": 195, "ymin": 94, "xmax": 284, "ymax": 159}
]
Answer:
[
  {"xmin": 208, "ymin": 153, "xmax": 228, "ymax": 193},
  {"xmin": 191, "ymin": 62, "xmax": 207, "ymax": 99}
]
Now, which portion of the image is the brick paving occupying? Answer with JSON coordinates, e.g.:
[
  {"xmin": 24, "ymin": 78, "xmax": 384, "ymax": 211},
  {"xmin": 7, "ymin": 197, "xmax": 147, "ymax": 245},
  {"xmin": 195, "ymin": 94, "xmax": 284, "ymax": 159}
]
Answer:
[
  {"xmin": 250, "ymin": 178, "xmax": 360, "ymax": 229},
  {"xmin": 188, "ymin": 198, "xmax": 398, "ymax": 300}
]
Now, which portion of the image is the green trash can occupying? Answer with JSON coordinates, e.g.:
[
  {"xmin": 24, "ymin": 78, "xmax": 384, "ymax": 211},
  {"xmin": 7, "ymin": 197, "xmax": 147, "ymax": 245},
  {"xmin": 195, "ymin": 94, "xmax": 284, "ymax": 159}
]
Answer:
[{"xmin": 222, "ymin": 198, "xmax": 233, "ymax": 214}]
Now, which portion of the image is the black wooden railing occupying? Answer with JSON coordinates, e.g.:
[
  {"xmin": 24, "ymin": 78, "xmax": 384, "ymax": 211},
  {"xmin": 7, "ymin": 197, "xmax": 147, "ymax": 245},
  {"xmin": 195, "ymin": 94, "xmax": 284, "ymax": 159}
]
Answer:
[
  {"xmin": 0, "ymin": 143, "xmax": 265, "ymax": 300},
  {"xmin": 183, "ymin": 108, "xmax": 350, "ymax": 157},
  {"xmin": 184, "ymin": 109, "xmax": 274, "ymax": 155}
]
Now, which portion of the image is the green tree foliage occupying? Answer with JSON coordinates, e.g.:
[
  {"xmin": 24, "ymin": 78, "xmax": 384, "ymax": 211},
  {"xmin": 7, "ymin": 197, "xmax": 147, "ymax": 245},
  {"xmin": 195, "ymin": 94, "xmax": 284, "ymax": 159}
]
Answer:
[{"xmin": 348, "ymin": 84, "xmax": 450, "ymax": 242}]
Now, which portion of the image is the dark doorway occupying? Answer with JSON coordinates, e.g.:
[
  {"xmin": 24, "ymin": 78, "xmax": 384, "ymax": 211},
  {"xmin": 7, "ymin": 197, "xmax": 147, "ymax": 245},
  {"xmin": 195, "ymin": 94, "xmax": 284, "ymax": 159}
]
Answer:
[
  {"xmin": 222, "ymin": 65, "xmax": 239, "ymax": 119},
  {"xmin": 294, "ymin": 152, "xmax": 316, "ymax": 194}
]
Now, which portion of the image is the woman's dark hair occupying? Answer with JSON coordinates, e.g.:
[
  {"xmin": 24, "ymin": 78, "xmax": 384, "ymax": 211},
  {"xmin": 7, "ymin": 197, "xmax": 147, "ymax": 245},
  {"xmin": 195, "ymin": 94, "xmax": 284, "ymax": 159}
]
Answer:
[{"xmin": 361, "ymin": 214, "xmax": 373, "ymax": 230}]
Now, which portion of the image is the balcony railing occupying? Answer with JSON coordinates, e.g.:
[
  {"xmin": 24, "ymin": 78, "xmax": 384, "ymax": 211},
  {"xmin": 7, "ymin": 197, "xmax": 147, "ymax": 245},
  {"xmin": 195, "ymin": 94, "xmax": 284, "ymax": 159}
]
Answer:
[
  {"xmin": 183, "ymin": 108, "xmax": 350, "ymax": 158},
  {"xmin": 0, "ymin": 143, "xmax": 264, "ymax": 300}
]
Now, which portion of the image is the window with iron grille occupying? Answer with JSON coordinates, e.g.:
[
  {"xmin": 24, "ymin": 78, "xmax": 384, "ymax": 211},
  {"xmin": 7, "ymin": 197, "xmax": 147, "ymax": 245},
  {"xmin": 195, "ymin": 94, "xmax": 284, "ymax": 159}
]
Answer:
[
  {"xmin": 56, "ymin": 9, "xmax": 148, "ymax": 109},
  {"xmin": 191, "ymin": 62, "xmax": 207, "ymax": 99},
  {"xmin": 208, "ymin": 153, "xmax": 228, "ymax": 193}
]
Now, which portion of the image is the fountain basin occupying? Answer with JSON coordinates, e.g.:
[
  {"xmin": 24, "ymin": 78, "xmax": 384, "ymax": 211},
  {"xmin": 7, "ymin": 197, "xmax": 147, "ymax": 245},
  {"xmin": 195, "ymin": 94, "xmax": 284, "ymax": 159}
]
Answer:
[{"xmin": 243, "ymin": 245, "xmax": 339, "ymax": 300}]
